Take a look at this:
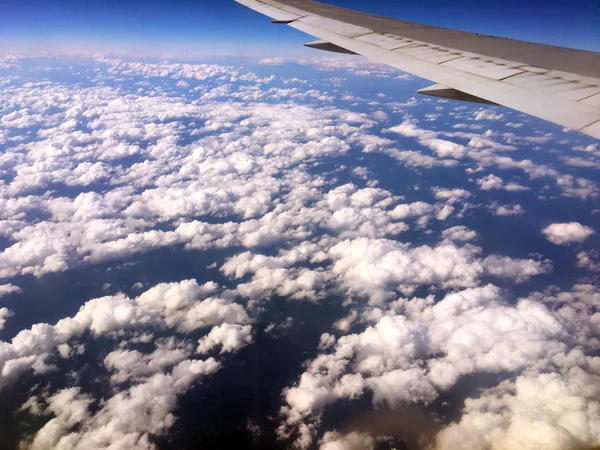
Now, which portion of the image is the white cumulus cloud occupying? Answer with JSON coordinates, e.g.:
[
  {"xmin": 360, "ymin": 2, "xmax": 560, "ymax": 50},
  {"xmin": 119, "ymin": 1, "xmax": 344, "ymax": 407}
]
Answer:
[{"xmin": 543, "ymin": 222, "xmax": 595, "ymax": 245}]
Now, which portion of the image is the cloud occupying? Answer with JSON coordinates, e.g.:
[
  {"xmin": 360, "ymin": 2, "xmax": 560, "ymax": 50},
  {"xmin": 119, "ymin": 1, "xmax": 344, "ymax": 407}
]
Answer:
[
  {"xmin": 0, "ymin": 307, "xmax": 14, "ymax": 330},
  {"xmin": 436, "ymin": 204, "xmax": 455, "ymax": 221},
  {"xmin": 481, "ymin": 255, "xmax": 551, "ymax": 282},
  {"xmin": 577, "ymin": 250, "xmax": 600, "ymax": 272},
  {"xmin": 27, "ymin": 358, "xmax": 221, "ymax": 450},
  {"xmin": 327, "ymin": 238, "xmax": 547, "ymax": 303},
  {"xmin": 2, "ymin": 55, "xmax": 598, "ymax": 450},
  {"xmin": 562, "ymin": 156, "xmax": 600, "ymax": 169},
  {"xmin": 432, "ymin": 188, "xmax": 471, "ymax": 204},
  {"xmin": 390, "ymin": 201, "xmax": 433, "ymax": 220},
  {"xmin": 298, "ymin": 56, "xmax": 410, "ymax": 79},
  {"xmin": 573, "ymin": 143, "xmax": 600, "ymax": 157},
  {"xmin": 441, "ymin": 226, "xmax": 477, "ymax": 242},
  {"xmin": 8, "ymin": 278, "xmax": 251, "ymax": 450},
  {"xmin": 0, "ymin": 279, "xmax": 249, "ymax": 389},
  {"xmin": 0, "ymin": 70, "xmax": 389, "ymax": 278},
  {"xmin": 542, "ymin": 222, "xmax": 595, "ymax": 245},
  {"xmin": 320, "ymin": 431, "xmax": 375, "ymax": 450},
  {"xmin": 197, "ymin": 323, "xmax": 253, "ymax": 354},
  {"xmin": 384, "ymin": 149, "xmax": 459, "ymax": 169},
  {"xmin": 259, "ymin": 58, "xmax": 286, "ymax": 65},
  {"xmin": 382, "ymin": 119, "xmax": 598, "ymax": 199},
  {"xmin": 385, "ymin": 120, "xmax": 466, "ymax": 159},
  {"xmin": 476, "ymin": 174, "xmax": 528, "ymax": 191},
  {"xmin": 490, "ymin": 203, "xmax": 525, "ymax": 216},
  {"xmin": 104, "ymin": 338, "xmax": 194, "ymax": 384},
  {"xmin": 0, "ymin": 283, "xmax": 22, "ymax": 297},
  {"xmin": 436, "ymin": 361, "xmax": 600, "ymax": 450},
  {"xmin": 473, "ymin": 109, "xmax": 504, "ymax": 121},
  {"xmin": 278, "ymin": 283, "xmax": 588, "ymax": 448},
  {"xmin": 28, "ymin": 387, "xmax": 92, "ymax": 450}
]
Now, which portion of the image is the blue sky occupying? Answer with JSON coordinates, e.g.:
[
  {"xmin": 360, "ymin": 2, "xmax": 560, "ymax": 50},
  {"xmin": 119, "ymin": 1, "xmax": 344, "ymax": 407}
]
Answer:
[{"xmin": 1, "ymin": 0, "xmax": 599, "ymax": 56}]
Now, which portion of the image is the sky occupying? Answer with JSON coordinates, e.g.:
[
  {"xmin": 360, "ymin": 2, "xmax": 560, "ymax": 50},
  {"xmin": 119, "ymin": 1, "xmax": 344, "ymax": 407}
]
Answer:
[
  {"xmin": 1, "ymin": 0, "xmax": 599, "ymax": 56},
  {"xmin": 0, "ymin": 1, "xmax": 600, "ymax": 449}
]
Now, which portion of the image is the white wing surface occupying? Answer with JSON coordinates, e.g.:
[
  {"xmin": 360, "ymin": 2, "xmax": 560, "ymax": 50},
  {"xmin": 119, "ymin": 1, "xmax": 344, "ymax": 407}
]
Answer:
[{"xmin": 235, "ymin": 0, "xmax": 600, "ymax": 139}]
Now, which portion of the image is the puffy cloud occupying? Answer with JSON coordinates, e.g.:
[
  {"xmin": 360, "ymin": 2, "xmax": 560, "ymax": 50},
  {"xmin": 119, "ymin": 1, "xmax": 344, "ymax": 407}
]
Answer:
[
  {"xmin": 0, "ymin": 283, "xmax": 22, "ymax": 297},
  {"xmin": 481, "ymin": 255, "xmax": 550, "ymax": 282},
  {"xmin": 477, "ymin": 174, "xmax": 504, "ymax": 190},
  {"xmin": 259, "ymin": 58, "xmax": 286, "ymax": 65},
  {"xmin": 0, "ymin": 68, "xmax": 403, "ymax": 279},
  {"xmin": 220, "ymin": 245, "xmax": 335, "ymax": 302},
  {"xmin": 389, "ymin": 201, "xmax": 433, "ymax": 220},
  {"xmin": 1, "ymin": 56, "xmax": 587, "ymax": 297},
  {"xmin": 328, "ymin": 238, "xmax": 480, "ymax": 301},
  {"xmin": 28, "ymin": 387, "xmax": 93, "ymax": 450},
  {"xmin": 278, "ymin": 282, "xmax": 583, "ymax": 448},
  {"xmin": 368, "ymin": 367, "xmax": 437, "ymax": 406},
  {"xmin": 0, "ymin": 307, "xmax": 14, "ymax": 330},
  {"xmin": 441, "ymin": 226, "xmax": 477, "ymax": 242},
  {"xmin": 386, "ymin": 120, "xmax": 466, "ymax": 159},
  {"xmin": 473, "ymin": 109, "xmax": 504, "ymax": 121},
  {"xmin": 436, "ymin": 362, "xmax": 600, "ymax": 450},
  {"xmin": 561, "ymin": 155, "xmax": 600, "ymax": 169},
  {"xmin": 577, "ymin": 250, "xmax": 600, "ymax": 272},
  {"xmin": 27, "ymin": 358, "xmax": 220, "ymax": 450},
  {"xmin": 277, "ymin": 279, "xmax": 600, "ymax": 449},
  {"xmin": 385, "ymin": 149, "xmax": 459, "ymax": 169},
  {"xmin": 298, "ymin": 56, "xmax": 408, "ymax": 79},
  {"xmin": 436, "ymin": 204, "xmax": 455, "ymax": 221},
  {"xmin": 384, "ymin": 119, "xmax": 599, "ymax": 199},
  {"xmin": 477, "ymin": 174, "xmax": 528, "ymax": 191},
  {"xmin": 432, "ymin": 187, "xmax": 471, "ymax": 204},
  {"xmin": 573, "ymin": 143, "xmax": 600, "ymax": 157},
  {"xmin": 318, "ymin": 333, "xmax": 336, "ymax": 351},
  {"xmin": 197, "ymin": 323, "xmax": 253, "ymax": 354},
  {"xmin": 7, "ymin": 277, "xmax": 251, "ymax": 450},
  {"xmin": 531, "ymin": 284, "xmax": 600, "ymax": 347},
  {"xmin": 104, "ymin": 338, "xmax": 194, "ymax": 384},
  {"xmin": 542, "ymin": 222, "xmax": 595, "ymax": 245},
  {"xmin": 334, "ymin": 310, "xmax": 359, "ymax": 332},
  {"xmin": 327, "ymin": 238, "xmax": 545, "ymax": 303},
  {"xmin": 490, "ymin": 203, "xmax": 525, "ymax": 216},
  {"xmin": 320, "ymin": 431, "xmax": 375, "ymax": 450},
  {"xmin": 319, "ymin": 184, "xmax": 409, "ymax": 239},
  {"xmin": 0, "ymin": 279, "xmax": 249, "ymax": 389},
  {"xmin": 404, "ymin": 285, "xmax": 569, "ymax": 386}
]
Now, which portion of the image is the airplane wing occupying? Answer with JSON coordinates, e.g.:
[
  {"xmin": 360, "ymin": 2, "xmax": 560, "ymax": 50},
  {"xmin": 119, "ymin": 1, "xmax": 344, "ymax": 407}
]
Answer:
[{"xmin": 234, "ymin": 0, "xmax": 600, "ymax": 139}]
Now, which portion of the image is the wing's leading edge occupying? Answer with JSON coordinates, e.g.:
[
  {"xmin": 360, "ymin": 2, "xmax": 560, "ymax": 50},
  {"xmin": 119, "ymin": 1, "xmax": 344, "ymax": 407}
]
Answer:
[{"xmin": 235, "ymin": 0, "xmax": 600, "ymax": 139}]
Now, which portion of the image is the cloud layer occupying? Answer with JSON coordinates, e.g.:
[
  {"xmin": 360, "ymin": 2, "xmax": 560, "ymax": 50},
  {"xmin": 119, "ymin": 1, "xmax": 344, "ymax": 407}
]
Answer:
[{"xmin": 0, "ymin": 55, "xmax": 598, "ymax": 450}]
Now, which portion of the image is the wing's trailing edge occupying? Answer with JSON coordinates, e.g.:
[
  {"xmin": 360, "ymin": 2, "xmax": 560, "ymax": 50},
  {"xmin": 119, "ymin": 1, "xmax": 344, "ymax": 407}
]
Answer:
[{"xmin": 235, "ymin": 0, "xmax": 600, "ymax": 140}]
